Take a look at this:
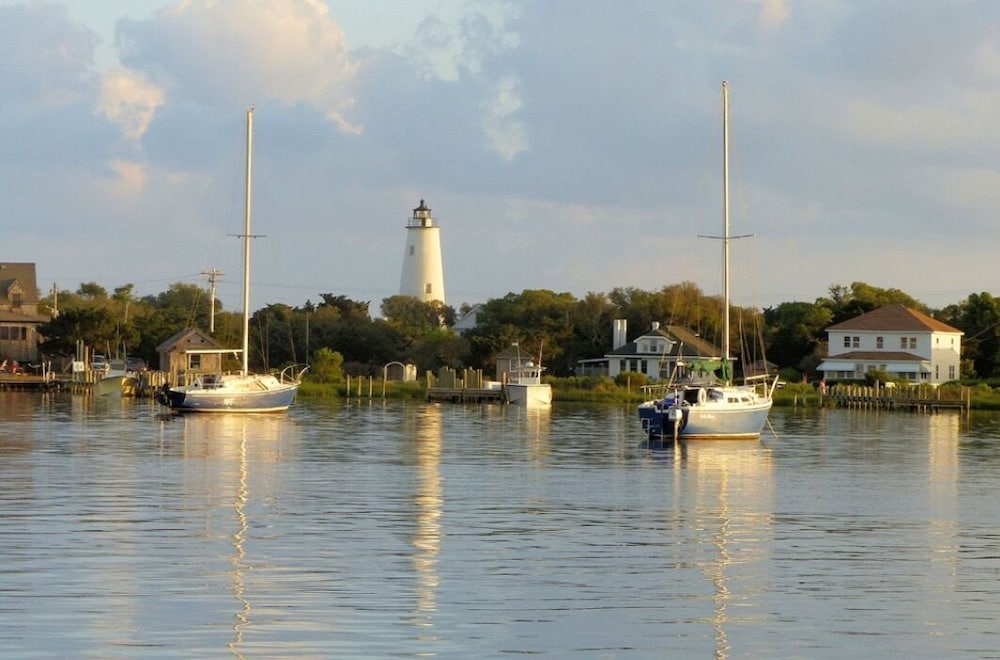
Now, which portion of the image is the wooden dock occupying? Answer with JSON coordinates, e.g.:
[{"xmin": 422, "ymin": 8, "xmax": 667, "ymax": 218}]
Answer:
[
  {"xmin": 827, "ymin": 384, "xmax": 970, "ymax": 413},
  {"xmin": 427, "ymin": 387, "xmax": 506, "ymax": 404},
  {"xmin": 0, "ymin": 373, "xmax": 57, "ymax": 390}
]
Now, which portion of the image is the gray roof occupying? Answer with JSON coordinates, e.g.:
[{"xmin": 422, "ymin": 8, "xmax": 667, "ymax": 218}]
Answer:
[{"xmin": 606, "ymin": 324, "xmax": 722, "ymax": 359}]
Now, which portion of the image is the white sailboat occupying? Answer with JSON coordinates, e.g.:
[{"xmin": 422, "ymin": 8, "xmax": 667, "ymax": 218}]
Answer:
[
  {"xmin": 637, "ymin": 81, "xmax": 776, "ymax": 440},
  {"xmin": 157, "ymin": 108, "xmax": 307, "ymax": 413}
]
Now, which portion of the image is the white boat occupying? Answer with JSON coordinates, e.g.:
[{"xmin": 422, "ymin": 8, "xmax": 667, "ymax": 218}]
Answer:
[
  {"xmin": 637, "ymin": 81, "xmax": 776, "ymax": 440},
  {"xmin": 156, "ymin": 108, "xmax": 307, "ymax": 413},
  {"xmin": 504, "ymin": 344, "xmax": 553, "ymax": 406},
  {"xmin": 96, "ymin": 357, "xmax": 139, "ymax": 397}
]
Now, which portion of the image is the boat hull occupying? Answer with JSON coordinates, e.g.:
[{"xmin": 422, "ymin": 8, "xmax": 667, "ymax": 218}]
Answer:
[
  {"xmin": 157, "ymin": 375, "xmax": 299, "ymax": 413},
  {"xmin": 638, "ymin": 386, "xmax": 771, "ymax": 440},
  {"xmin": 96, "ymin": 374, "xmax": 139, "ymax": 397},
  {"xmin": 506, "ymin": 382, "xmax": 553, "ymax": 406}
]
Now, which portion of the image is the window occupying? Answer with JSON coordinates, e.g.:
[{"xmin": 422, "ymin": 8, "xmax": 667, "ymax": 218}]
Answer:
[
  {"xmin": 843, "ymin": 336, "xmax": 851, "ymax": 348},
  {"xmin": 425, "ymin": 283, "xmax": 432, "ymax": 294},
  {"xmin": 409, "ymin": 246, "xmax": 414, "ymax": 256},
  {"xmin": 900, "ymin": 337, "xmax": 907, "ymax": 349},
  {"xmin": 11, "ymin": 293, "xmax": 21, "ymax": 309},
  {"xmin": 876, "ymin": 337, "xmax": 884, "ymax": 349},
  {"xmin": 909, "ymin": 337, "xmax": 917, "ymax": 349},
  {"xmin": 852, "ymin": 336, "xmax": 860, "ymax": 348},
  {"xmin": 189, "ymin": 354, "xmax": 201, "ymax": 369},
  {"xmin": 949, "ymin": 365, "xmax": 956, "ymax": 380}
]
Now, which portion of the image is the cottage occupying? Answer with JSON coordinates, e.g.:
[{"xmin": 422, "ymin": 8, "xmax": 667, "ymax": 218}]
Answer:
[
  {"xmin": 578, "ymin": 320, "xmax": 726, "ymax": 382},
  {"xmin": 816, "ymin": 303, "xmax": 962, "ymax": 385},
  {"xmin": 0, "ymin": 263, "xmax": 49, "ymax": 364},
  {"xmin": 155, "ymin": 328, "xmax": 227, "ymax": 386}
]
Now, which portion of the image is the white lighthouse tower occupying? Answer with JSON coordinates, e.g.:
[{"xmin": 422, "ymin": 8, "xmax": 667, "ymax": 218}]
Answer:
[{"xmin": 399, "ymin": 199, "xmax": 446, "ymax": 304}]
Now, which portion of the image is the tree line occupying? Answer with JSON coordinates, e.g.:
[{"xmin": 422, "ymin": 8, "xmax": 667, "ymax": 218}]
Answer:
[{"xmin": 37, "ymin": 280, "xmax": 1000, "ymax": 382}]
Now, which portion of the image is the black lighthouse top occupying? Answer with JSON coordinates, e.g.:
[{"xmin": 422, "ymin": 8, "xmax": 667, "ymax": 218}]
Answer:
[{"xmin": 408, "ymin": 199, "xmax": 435, "ymax": 228}]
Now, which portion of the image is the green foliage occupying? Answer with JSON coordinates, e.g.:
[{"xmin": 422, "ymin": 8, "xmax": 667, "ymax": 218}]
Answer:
[
  {"xmin": 381, "ymin": 295, "xmax": 456, "ymax": 339},
  {"xmin": 615, "ymin": 371, "xmax": 650, "ymax": 388},
  {"xmin": 863, "ymin": 369, "xmax": 892, "ymax": 386},
  {"xmin": 762, "ymin": 301, "xmax": 832, "ymax": 372},
  {"xmin": 308, "ymin": 347, "xmax": 344, "ymax": 384}
]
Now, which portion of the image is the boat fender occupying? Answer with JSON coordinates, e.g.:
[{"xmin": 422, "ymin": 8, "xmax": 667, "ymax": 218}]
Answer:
[{"xmin": 697, "ymin": 388, "xmax": 707, "ymax": 405}]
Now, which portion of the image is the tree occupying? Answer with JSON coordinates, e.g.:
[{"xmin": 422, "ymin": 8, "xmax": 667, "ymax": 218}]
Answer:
[
  {"xmin": 38, "ymin": 307, "xmax": 119, "ymax": 355},
  {"xmin": 380, "ymin": 295, "xmax": 455, "ymax": 342},
  {"xmin": 309, "ymin": 347, "xmax": 344, "ymax": 383},
  {"xmin": 762, "ymin": 302, "xmax": 834, "ymax": 373},
  {"xmin": 948, "ymin": 292, "xmax": 1000, "ymax": 378},
  {"xmin": 465, "ymin": 289, "xmax": 578, "ymax": 375},
  {"xmin": 818, "ymin": 282, "xmax": 926, "ymax": 324}
]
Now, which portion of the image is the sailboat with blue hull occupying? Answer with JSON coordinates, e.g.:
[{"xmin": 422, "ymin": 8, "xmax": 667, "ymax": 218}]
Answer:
[
  {"xmin": 157, "ymin": 108, "xmax": 306, "ymax": 413},
  {"xmin": 637, "ymin": 82, "xmax": 776, "ymax": 440}
]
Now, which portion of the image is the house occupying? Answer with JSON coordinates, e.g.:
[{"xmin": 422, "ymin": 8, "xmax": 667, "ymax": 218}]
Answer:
[
  {"xmin": 0, "ymin": 262, "xmax": 49, "ymax": 364},
  {"xmin": 578, "ymin": 319, "xmax": 726, "ymax": 382},
  {"xmin": 816, "ymin": 303, "xmax": 962, "ymax": 385},
  {"xmin": 494, "ymin": 343, "xmax": 544, "ymax": 382},
  {"xmin": 155, "ymin": 328, "xmax": 226, "ymax": 385},
  {"xmin": 452, "ymin": 304, "xmax": 482, "ymax": 333}
]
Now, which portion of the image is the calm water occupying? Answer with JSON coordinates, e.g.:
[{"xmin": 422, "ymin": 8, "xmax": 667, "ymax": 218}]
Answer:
[{"xmin": 2, "ymin": 391, "xmax": 1000, "ymax": 658}]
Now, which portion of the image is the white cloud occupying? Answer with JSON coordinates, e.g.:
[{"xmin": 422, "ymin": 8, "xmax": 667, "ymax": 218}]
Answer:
[
  {"xmin": 120, "ymin": 0, "xmax": 360, "ymax": 131},
  {"xmin": 99, "ymin": 158, "xmax": 149, "ymax": 196},
  {"xmin": 757, "ymin": 0, "xmax": 791, "ymax": 30},
  {"xmin": 97, "ymin": 67, "xmax": 164, "ymax": 143},
  {"xmin": 481, "ymin": 75, "xmax": 527, "ymax": 161}
]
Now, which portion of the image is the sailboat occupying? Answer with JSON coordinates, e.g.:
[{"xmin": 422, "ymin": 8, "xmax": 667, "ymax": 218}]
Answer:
[
  {"xmin": 637, "ymin": 82, "xmax": 777, "ymax": 440},
  {"xmin": 156, "ymin": 108, "xmax": 307, "ymax": 413}
]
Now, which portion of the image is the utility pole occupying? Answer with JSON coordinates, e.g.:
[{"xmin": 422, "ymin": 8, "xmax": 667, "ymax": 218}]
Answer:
[{"xmin": 201, "ymin": 269, "xmax": 224, "ymax": 333}]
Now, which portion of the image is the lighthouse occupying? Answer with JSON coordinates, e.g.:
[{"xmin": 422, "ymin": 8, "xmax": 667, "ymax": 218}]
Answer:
[{"xmin": 398, "ymin": 199, "xmax": 446, "ymax": 304}]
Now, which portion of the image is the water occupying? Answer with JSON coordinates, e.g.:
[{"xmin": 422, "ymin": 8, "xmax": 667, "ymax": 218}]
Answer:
[{"xmin": 2, "ymin": 391, "xmax": 1000, "ymax": 658}]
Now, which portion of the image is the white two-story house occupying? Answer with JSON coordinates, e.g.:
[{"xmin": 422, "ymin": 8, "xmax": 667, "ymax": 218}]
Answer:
[{"xmin": 817, "ymin": 303, "xmax": 962, "ymax": 385}]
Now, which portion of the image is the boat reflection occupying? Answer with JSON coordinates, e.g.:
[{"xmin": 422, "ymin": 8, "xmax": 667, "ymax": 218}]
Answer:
[
  {"xmin": 176, "ymin": 414, "xmax": 289, "ymax": 659},
  {"xmin": 670, "ymin": 441, "xmax": 775, "ymax": 659}
]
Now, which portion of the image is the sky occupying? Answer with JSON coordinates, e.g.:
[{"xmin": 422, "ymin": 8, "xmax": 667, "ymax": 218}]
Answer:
[{"xmin": 5, "ymin": 0, "xmax": 1000, "ymax": 315}]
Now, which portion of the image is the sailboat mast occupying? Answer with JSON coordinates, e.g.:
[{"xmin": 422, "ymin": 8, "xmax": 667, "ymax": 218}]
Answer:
[
  {"xmin": 721, "ymin": 81, "xmax": 731, "ymax": 376},
  {"xmin": 242, "ymin": 107, "xmax": 253, "ymax": 376}
]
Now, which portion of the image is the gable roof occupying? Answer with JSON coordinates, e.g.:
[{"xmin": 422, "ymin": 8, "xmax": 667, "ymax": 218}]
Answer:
[
  {"xmin": 827, "ymin": 303, "xmax": 962, "ymax": 334},
  {"xmin": 155, "ymin": 327, "xmax": 221, "ymax": 352},
  {"xmin": 0, "ymin": 262, "xmax": 40, "ymax": 303},
  {"xmin": 607, "ymin": 324, "xmax": 722, "ymax": 358}
]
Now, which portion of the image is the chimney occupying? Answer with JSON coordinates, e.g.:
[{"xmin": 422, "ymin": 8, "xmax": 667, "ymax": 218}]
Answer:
[{"xmin": 613, "ymin": 319, "xmax": 627, "ymax": 349}]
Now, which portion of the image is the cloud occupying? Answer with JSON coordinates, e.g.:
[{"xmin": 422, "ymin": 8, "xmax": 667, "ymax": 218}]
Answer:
[
  {"xmin": 99, "ymin": 158, "xmax": 149, "ymax": 196},
  {"xmin": 97, "ymin": 67, "xmax": 165, "ymax": 144},
  {"xmin": 481, "ymin": 75, "xmax": 527, "ymax": 161},
  {"xmin": 118, "ymin": 0, "xmax": 360, "ymax": 131},
  {"xmin": 757, "ymin": 0, "xmax": 791, "ymax": 30},
  {"xmin": 0, "ymin": 3, "xmax": 97, "ymax": 105}
]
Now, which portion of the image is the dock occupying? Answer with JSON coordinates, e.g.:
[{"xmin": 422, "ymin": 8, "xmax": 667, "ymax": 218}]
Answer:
[
  {"xmin": 426, "ymin": 387, "xmax": 506, "ymax": 404},
  {"xmin": 827, "ymin": 384, "xmax": 971, "ymax": 413},
  {"xmin": 0, "ymin": 373, "xmax": 57, "ymax": 390},
  {"xmin": 423, "ymin": 366, "xmax": 507, "ymax": 404}
]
